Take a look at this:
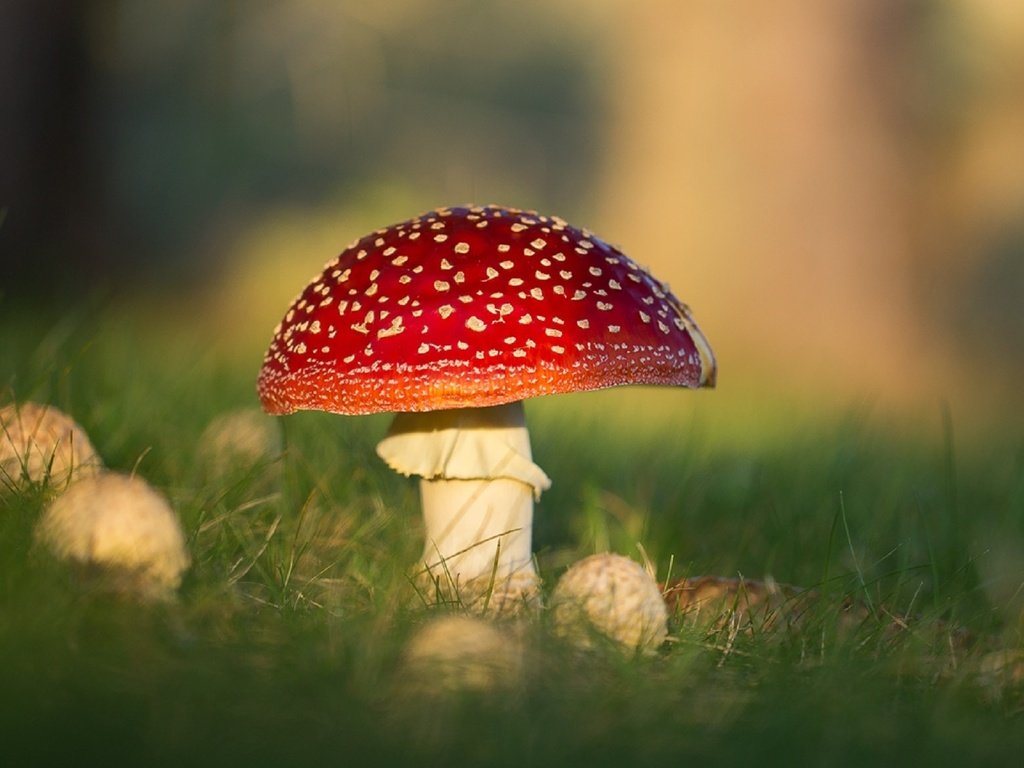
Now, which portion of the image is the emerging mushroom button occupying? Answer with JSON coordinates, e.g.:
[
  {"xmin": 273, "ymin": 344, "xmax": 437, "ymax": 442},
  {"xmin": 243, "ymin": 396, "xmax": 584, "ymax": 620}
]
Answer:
[{"xmin": 258, "ymin": 204, "xmax": 716, "ymax": 613}]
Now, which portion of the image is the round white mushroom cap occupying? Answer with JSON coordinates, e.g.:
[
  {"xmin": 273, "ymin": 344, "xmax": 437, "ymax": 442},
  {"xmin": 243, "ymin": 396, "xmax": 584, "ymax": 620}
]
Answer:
[
  {"xmin": 1, "ymin": 402, "xmax": 102, "ymax": 492},
  {"xmin": 35, "ymin": 472, "xmax": 191, "ymax": 599},
  {"xmin": 549, "ymin": 552, "xmax": 668, "ymax": 654},
  {"xmin": 401, "ymin": 614, "xmax": 524, "ymax": 694}
]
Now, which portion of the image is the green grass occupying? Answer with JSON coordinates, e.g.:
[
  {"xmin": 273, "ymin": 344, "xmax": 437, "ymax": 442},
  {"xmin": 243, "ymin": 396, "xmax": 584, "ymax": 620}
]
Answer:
[{"xmin": 2, "ymin": 299, "xmax": 1023, "ymax": 767}]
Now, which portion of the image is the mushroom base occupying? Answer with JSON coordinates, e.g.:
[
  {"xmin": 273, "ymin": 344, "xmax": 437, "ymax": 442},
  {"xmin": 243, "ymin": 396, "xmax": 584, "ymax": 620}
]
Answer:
[{"xmin": 412, "ymin": 566, "xmax": 542, "ymax": 616}]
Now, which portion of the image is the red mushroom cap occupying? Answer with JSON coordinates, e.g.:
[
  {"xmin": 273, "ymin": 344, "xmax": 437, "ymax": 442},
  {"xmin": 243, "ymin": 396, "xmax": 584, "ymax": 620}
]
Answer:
[{"xmin": 258, "ymin": 205, "xmax": 716, "ymax": 416}]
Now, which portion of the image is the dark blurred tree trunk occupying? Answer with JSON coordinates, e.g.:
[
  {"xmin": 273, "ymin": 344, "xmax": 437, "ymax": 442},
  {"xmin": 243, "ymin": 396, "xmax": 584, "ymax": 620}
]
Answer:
[{"xmin": 0, "ymin": 0, "xmax": 106, "ymax": 298}]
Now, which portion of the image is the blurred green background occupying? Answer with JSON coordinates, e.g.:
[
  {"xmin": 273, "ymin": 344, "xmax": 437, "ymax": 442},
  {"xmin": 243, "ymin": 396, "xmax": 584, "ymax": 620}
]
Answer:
[{"xmin": 2, "ymin": 0, "xmax": 1023, "ymax": 427}]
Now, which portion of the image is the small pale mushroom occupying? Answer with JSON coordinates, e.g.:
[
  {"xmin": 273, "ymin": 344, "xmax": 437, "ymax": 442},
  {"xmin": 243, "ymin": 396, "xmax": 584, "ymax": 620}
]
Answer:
[
  {"xmin": 401, "ymin": 614, "xmax": 524, "ymax": 695},
  {"xmin": 35, "ymin": 472, "xmax": 191, "ymax": 600},
  {"xmin": 0, "ymin": 402, "xmax": 102, "ymax": 492},
  {"xmin": 549, "ymin": 552, "xmax": 668, "ymax": 654},
  {"xmin": 257, "ymin": 205, "xmax": 716, "ymax": 614},
  {"xmin": 196, "ymin": 407, "xmax": 282, "ymax": 479}
]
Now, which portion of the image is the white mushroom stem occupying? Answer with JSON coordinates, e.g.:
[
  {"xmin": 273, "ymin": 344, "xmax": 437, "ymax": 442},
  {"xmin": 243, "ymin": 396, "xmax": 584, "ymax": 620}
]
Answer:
[{"xmin": 376, "ymin": 401, "xmax": 551, "ymax": 590}]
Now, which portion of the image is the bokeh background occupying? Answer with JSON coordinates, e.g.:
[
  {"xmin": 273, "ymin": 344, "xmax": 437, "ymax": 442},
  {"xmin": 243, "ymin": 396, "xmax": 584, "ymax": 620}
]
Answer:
[{"xmin": 3, "ymin": 0, "xmax": 1023, "ymax": 434}]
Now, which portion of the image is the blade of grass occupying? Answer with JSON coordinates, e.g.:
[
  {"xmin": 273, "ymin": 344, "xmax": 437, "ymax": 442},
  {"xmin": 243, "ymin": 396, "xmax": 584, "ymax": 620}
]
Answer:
[{"xmin": 840, "ymin": 490, "xmax": 876, "ymax": 618}]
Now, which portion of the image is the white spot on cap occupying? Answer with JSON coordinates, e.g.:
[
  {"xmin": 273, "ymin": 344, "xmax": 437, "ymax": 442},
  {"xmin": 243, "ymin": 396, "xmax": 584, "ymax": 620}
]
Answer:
[
  {"xmin": 535, "ymin": 271, "xmax": 550, "ymax": 280},
  {"xmin": 434, "ymin": 280, "xmax": 450, "ymax": 292},
  {"xmin": 438, "ymin": 304, "xmax": 455, "ymax": 319},
  {"xmin": 530, "ymin": 287, "xmax": 544, "ymax": 300},
  {"xmin": 486, "ymin": 267, "xmax": 499, "ymax": 280},
  {"xmin": 466, "ymin": 316, "xmax": 486, "ymax": 332},
  {"xmin": 498, "ymin": 244, "xmax": 510, "ymax": 253},
  {"xmin": 500, "ymin": 260, "xmax": 514, "ymax": 269},
  {"xmin": 378, "ymin": 317, "xmax": 405, "ymax": 338},
  {"xmin": 545, "ymin": 328, "xmax": 562, "ymax": 338},
  {"xmin": 597, "ymin": 302, "xmax": 613, "ymax": 311},
  {"xmin": 417, "ymin": 343, "xmax": 430, "ymax": 354},
  {"xmin": 577, "ymin": 319, "xmax": 590, "ymax": 329},
  {"xmin": 454, "ymin": 242, "xmax": 470, "ymax": 254},
  {"xmin": 511, "ymin": 223, "xmax": 528, "ymax": 233},
  {"xmin": 531, "ymin": 238, "xmax": 546, "ymax": 250},
  {"xmin": 434, "ymin": 234, "xmax": 448, "ymax": 243},
  {"xmin": 639, "ymin": 311, "xmax": 650, "ymax": 323}
]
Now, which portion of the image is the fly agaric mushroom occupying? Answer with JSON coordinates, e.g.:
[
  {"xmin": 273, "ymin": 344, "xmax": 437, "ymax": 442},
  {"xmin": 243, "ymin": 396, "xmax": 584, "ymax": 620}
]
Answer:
[{"xmin": 257, "ymin": 205, "xmax": 715, "ymax": 613}]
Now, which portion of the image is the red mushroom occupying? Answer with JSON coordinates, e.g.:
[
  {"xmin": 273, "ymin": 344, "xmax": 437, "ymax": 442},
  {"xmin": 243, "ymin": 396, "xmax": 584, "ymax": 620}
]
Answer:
[{"xmin": 258, "ymin": 205, "xmax": 715, "ymax": 613}]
